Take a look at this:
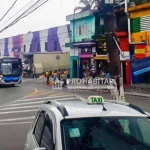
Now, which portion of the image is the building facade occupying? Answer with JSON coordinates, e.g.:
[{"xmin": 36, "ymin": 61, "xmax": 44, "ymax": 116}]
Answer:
[
  {"xmin": 0, "ymin": 24, "xmax": 71, "ymax": 72},
  {"xmin": 128, "ymin": 0, "xmax": 150, "ymax": 83},
  {"xmin": 66, "ymin": 10, "xmax": 97, "ymax": 78}
]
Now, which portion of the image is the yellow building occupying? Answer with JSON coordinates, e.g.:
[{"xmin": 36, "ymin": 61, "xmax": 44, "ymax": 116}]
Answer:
[{"xmin": 128, "ymin": 2, "xmax": 150, "ymax": 58}]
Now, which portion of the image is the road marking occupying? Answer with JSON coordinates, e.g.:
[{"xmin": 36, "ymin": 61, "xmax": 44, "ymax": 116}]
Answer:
[
  {"xmin": 14, "ymin": 94, "xmax": 73, "ymax": 102},
  {"xmin": 2, "ymin": 101, "xmax": 45, "ymax": 107},
  {"xmin": 27, "ymin": 91, "xmax": 57, "ymax": 98},
  {"xmin": 0, "ymin": 97, "xmax": 75, "ymax": 109},
  {"xmin": 0, "ymin": 116, "xmax": 35, "ymax": 122},
  {"xmin": 0, "ymin": 87, "xmax": 39, "ymax": 106},
  {"xmin": 25, "ymin": 88, "xmax": 38, "ymax": 98},
  {"xmin": 0, "ymin": 122, "xmax": 32, "ymax": 125},
  {"xmin": 0, "ymin": 105, "xmax": 40, "ymax": 111},
  {"xmin": 0, "ymin": 109, "xmax": 37, "ymax": 115},
  {"xmin": 0, "ymin": 94, "xmax": 73, "ymax": 108},
  {"xmin": 50, "ymin": 92, "xmax": 68, "ymax": 97}
]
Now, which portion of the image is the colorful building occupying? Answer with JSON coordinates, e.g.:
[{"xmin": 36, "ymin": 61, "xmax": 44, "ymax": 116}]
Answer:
[
  {"xmin": 0, "ymin": 24, "xmax": 71, "ymax": 72},
  {"xmin": 128, "ymin": 1, "xmax": 150, "ymax": 83},
  {"xmin": 66, "ymin": 10, "xmax": 97, "ymax": 78},
  {"xmin": 92, "ymin": 10, "xmax": 131, "ymax": 85}
]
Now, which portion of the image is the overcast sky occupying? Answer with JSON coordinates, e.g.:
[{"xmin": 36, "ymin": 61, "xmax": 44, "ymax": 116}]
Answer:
[{"xmin": 0, "ymin": 0, "xmax": 80, "ymax": 39}]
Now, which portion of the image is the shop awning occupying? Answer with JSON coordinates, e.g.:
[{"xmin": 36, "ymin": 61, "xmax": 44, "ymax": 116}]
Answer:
[
  {"xmin": 94, "ymin": 55, "xmax": 108, "ymax": 60},
  {"xmin": 133, "ymin": 67, "xmax": 150, "ymax": 76},
  {"xmin": 79, "ymin": 54, "xmax": 93, "ymax": 58},
  {"xmin": 73, "ymin": 42, "xmax": 95, "ymax": 46}
]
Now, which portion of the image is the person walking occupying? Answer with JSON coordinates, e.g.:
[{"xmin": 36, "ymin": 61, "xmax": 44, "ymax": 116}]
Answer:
[
  {"xmin": 46, "ymin": 70, "xmax": 51, "ymax": 84},
  {"xmin": 57, "ymin": 69, "xmax": 61, "ymax": 80},
  {"xmin": 32, "ymin": 66, "xmax": 37, "ymax": 79}
]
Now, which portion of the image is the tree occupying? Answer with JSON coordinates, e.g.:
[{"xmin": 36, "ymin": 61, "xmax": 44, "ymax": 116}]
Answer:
[{"xmin": 74, "ymin": 0, "xmax": 95, "ymax": 13}]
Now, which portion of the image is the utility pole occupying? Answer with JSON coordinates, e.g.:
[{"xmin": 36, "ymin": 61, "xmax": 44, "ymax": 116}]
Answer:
[{"xmin": 101, "ymin": 0, "xmax": 125, "ymax": 101}]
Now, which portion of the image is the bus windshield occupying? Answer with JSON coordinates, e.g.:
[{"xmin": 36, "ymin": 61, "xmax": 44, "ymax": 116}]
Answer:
[{"xmin": 1, "ymin": 63, "xmax": 22, "ymax": 75}]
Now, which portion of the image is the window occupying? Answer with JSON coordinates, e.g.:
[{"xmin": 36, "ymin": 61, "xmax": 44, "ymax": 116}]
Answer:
[
  {"xmin": 30, "ymin": 44, "xmax": 34, "ymax": 50},
  {"xmin": 84, "ymin": 25, "xmax": 87, "ymax": 35},
  {"xmin": 45, "ymin": 42, "xmax": 48, "ymax": 51},
  {"xmin": 24, "ymin": 45, "xmax": 26, "ymax": 52},
  {"xmin": 33, "ymin": 112, "xmax": 45, "ymax": 145},
  {"xmin": 81, "ymin": 26, "xmax": 84, "ymax": 35},
  {"xmin": 76, "ymin": 26, "xmax": 79, "ymax": 36},
  {"xmin": 54, "ymin": 41, "xmax": 57, "ymax": 51},
  {"xmin": 79, "ymin": 26, "xmax": 82, "ymax": 35},
  {"xmin": 37, "ymin": 43, "xmax": 40, "ymax": 51},
  {"xmin": 40, "ymin": 114, "xmax": 54, "ymax": 150},
  {"xmin": 137, "ymin": 118, "xmax": 150, "ymax": 145}
]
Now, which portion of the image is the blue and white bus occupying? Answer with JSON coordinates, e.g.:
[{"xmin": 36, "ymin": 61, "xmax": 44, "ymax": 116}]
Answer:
[{"xmin": 0, "ymin": 57, "xmax": 22, "ymax": 86}]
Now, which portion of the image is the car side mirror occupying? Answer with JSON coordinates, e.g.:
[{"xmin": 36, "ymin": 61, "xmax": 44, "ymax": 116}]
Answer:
[{"xmin": 33, "ymin": 148, "xmax": 46, "ymax": 150}]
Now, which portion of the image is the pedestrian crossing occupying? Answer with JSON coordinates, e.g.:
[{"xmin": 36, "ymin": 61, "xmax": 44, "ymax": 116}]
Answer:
[
  {"xmin": 0, "ymin": 88, "xmax": 111, "ymax": 125},
  {"xmin": 0, "ymin": 89, "xmax": 74, "ymax": 125}
]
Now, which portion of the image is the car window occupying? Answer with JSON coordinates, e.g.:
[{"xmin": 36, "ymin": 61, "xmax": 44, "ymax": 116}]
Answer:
[
  {"xmin": 40, "ymin": 114, "xmax": 54, "ymax": 150},
  {"xmin": 33, "ymin": 112, "xmax": 45, "ymax": 146},
  {"xmin": 137, "ymin": 118, "xmax": 150, "ymax": 145}
]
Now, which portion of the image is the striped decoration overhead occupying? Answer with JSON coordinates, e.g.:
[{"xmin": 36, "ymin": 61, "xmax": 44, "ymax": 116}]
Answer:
[{"xmin": 131, "ymin": 15, "xmax": 150, "ymax": 33}]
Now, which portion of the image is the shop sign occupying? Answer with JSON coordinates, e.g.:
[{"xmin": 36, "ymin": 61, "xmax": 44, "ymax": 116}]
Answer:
[
  {"xmin": 120, "ymin": 52, "xmax": 130, "ymax": 60},
  {"xmin": 81, "ymin": 48, "xmax": 92, "ymax": 54},
  {"xmin": 145, "ymin": 45, "xmax": 150, "ymax": 57}
]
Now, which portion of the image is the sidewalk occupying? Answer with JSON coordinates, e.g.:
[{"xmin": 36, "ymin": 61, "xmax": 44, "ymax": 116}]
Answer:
[
  {"xmin": 124, "ymin": 84, "xmax": 150, "ymax": 98},
  {"xmin": 126, "ymin": 84, "xmax": 150, "ymax": 90}
]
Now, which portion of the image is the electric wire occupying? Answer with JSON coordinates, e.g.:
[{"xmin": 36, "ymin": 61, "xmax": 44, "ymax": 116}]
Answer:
[
  {"xmin": 0, "ymin": 0, "xmax": 35, "ymax": 28},
  {"xmin": 0, "ymin": 0, "xmax": 49, "ymax": 33},
  {"xmin": 0, "ymin": 0, "xmax": 18, "ymax": 22},
  {"xmin": 5, "ymin": 0, "xmax": 49, "ymax": 28}
]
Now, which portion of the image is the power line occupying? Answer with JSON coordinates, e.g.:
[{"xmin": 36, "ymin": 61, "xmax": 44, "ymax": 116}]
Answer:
[
  {"xmin": 0, "ymin": 0, "xmax": 35, "ymax": 28},
  {"xmin": 0, "ymin": 0, "xmax": 49, "ymax": 33},
  {"xmin": 6, "ymin": 0, "xmax": 49, "ymax": 28},
  {"xmin": 0, "ymin": 0, "xmax": 18, "ymax": 22}
]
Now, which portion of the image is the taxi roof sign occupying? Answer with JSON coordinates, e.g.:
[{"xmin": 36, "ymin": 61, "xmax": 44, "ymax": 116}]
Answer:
[{"xmin": 87, "ymin": 96, "xmax": 104, "ymax": 104}]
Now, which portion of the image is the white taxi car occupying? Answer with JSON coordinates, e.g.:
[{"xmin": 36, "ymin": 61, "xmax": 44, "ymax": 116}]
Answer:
[{"xmin": 24, "ymin": 95, "xmax": 150, "ymax": 150}]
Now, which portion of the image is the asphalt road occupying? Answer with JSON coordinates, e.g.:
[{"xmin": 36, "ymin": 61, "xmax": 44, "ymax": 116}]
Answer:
[{"xmin": 0, "ymin": 79, "xmax": 149, "ymax": 150}]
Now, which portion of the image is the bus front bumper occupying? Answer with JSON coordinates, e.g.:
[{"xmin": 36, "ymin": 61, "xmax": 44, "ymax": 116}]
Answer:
[{"xmin": 0, "ymin": 77, "xmax": 22, "ymax": 85}]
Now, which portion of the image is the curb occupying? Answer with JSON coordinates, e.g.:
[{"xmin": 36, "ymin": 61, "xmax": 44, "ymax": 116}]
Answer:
[
  {"xmin": 125, "ymin": 92, "xmax": 150, "ymax": 98},
  {"xmin": 125, "ymin": 85, "xmax": 150, "ymax": 90}
]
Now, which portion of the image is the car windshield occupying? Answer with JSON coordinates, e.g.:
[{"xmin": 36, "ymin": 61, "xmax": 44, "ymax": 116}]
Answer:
[
  {"xmin": 61, "ymin": 117, "xmax": 150, "ymax": 150},
  {"xmin": 1, "ymin": 63, "xmax": 21, "ymax": 75}
]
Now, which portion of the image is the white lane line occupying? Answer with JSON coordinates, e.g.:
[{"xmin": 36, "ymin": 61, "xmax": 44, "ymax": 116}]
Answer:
[
  {"xmin": 0, "ymin": 94, "xmax": 73, "ymax": 108},
  {"xmin": 16, "ymin": 94, "xmax": 73, "ymax": 102},
  {"xmin": 0, "ymin": 109, "xmax": 37, "ymax": 115},
  {"xmin": 0, "ymin": 116, "xmax": 35, "ymax": 122},
  {"xmin": 0, "ymin": 105, "xmax": 40, "ymax": 111},
  {"xmin": 0, "ymin": 122, "xmax": 32, "ymax": 125},
  {"xmin": 2, "ymin": 101, "xmax": 45, "ymax": 108},
  {"xmin": 2, "ymin": 97, "xmax": 75, "ymax": 108}
]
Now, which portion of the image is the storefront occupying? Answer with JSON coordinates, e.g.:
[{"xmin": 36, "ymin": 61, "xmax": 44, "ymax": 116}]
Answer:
[
  {"xmin": 78, "ymin": 46, "xmax": 96, "ymax": 78},
  {"xmin": 94, "ymin": 55, "xmax": 109, "ymax": 75}
]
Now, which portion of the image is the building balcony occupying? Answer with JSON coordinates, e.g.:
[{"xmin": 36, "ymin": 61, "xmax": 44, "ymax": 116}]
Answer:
[{"xmin": 128, "ymin": 1, "xmax": 150, "ymax": 12}]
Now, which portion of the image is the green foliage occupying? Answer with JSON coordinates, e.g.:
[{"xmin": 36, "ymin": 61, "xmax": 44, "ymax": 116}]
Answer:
[{"xmin": 74, "ymin": 0, "xmax": 95, "ymax": 13}]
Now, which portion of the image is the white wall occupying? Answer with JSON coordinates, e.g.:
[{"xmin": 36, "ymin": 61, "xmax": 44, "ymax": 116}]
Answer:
[
  {"xmin": 57, "ymin": 25, "xmax": 70, "ymax": 52},
  {"xmin": 23, "ymin": 32, "xmax": 33, "ymax": 53},
  {"xmin": 39, "ymin": 29, "xmax": 48, "ymax": 53}
]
